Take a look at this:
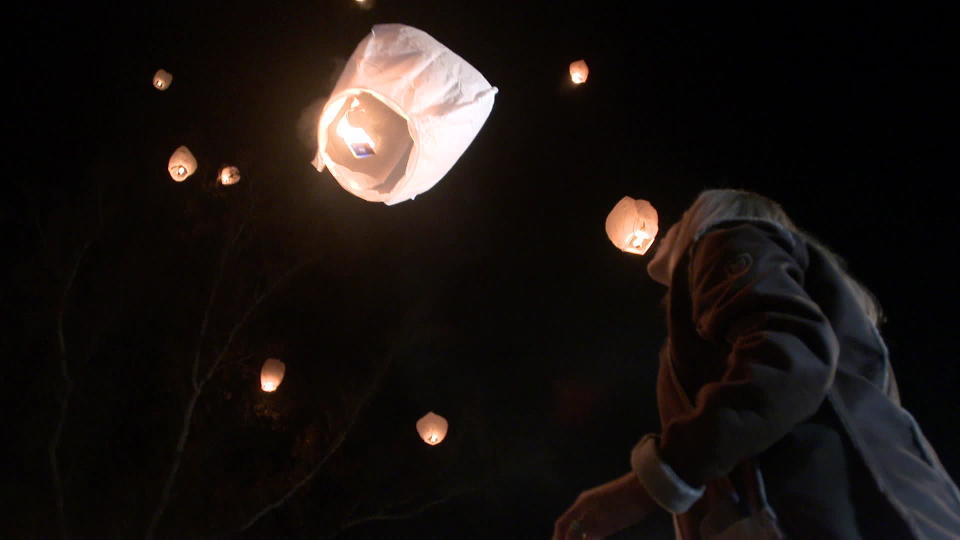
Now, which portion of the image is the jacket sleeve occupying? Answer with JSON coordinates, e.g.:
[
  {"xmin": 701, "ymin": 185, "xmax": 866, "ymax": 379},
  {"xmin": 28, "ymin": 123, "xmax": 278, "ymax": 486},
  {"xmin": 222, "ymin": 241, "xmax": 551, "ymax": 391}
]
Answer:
[{"xmin": 657, "ymin": 221, "xmax": 840, "ymax": 488}]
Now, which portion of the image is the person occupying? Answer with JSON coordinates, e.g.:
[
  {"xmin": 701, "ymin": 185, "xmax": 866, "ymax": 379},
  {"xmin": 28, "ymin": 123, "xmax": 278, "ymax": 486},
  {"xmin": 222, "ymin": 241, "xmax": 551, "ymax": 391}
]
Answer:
[{"xmin": 554, "ymin": 189, "xmax": 960, "ymax": 539}]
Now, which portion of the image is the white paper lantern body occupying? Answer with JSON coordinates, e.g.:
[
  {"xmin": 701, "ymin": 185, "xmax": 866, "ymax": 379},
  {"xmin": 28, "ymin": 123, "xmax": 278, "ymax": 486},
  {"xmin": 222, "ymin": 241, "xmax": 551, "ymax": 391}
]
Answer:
[
  {"xmin": 260, "ymin": 358, "xmax": 286, "ymax": 392},
  {"xmin": 153, "ymin": 69, "xmax": 173, "ymax": 91},
  {"xmin": 416, "ymin": 411, "xmax": 448, "ymax": 446},
  {"xmin": 569, "ymin": 60, "xmax": 589, "ymax": 84},
  {"xmin": 167, "ymin": 146, "xmax": 197, "ymax": 182},
  {"xmin": 314, "ymin": 24, "xmax": 498, "ymax": 205},
  {"xmin": 218, "ymin": 165, "xmax": 241, "ymax": 186},
  {"xmin": 605, "ymin": 197, "xmax": 659, "ymax": 255}
]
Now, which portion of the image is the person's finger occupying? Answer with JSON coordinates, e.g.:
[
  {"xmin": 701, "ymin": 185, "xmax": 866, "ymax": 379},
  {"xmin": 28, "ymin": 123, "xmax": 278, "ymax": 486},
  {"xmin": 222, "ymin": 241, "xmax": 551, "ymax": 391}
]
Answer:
[{"xmin": 564, "ymin": 516, "xmax": 587, "ymax": 540}]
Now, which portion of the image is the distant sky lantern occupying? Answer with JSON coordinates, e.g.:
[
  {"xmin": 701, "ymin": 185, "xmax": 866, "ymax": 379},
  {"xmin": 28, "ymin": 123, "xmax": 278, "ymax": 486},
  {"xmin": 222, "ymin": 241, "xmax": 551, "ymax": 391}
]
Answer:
[
  {"xmin": 260, "ymin": 358, "xmax": 286, "ymax": 392},
  {"xmin": 153, "ymin": 69, "xmax": 173, "ymax": 91},
  {"xmin": 416, "ymin": 411, "xmax": 448, "ymax": 446},
  {"xmin": 605, "ymin": 196, "xmax": 659, "ymax": 255},
  {"xmin": 569, "ymin": 60, "xmax": 589, "ymax": 84},
  {"xmin": 167, "ymin": 146, "xmax": 197, "ymax": 182},
  {"xmin": 218, "ymin": 165, "xmax": 241, "ymax": 186},
  {"xmin": 313, "ymin": 24, "xmax": 497, "ymax": 205}
]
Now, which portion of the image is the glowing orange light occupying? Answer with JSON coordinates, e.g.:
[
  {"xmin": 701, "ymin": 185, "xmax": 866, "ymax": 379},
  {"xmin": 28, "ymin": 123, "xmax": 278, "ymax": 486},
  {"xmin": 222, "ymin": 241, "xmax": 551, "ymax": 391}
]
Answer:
[
  {"xmin": 168, "ymin": 146, "xmax": 197, "ymax": 182},
  {"xmin": 218, "ymin": 165, "xmax": 241, "ymax": 186},
  {"xmin": 605, "ymin": 196, "xmax": 659, "ymax": 255},
  {"xmin": 337, "ymin": 98, "xmax": 377, "ymax": 159},
  {"xmin": 260, "ymin": 358, "xmax": 286, "ymax": 392},
  {"xmin": 153, "ymin": 69, "xmax": 173, "ymax": 91},
  {"xmin": 416, "ymin": 412, "xmax": 448, "ymax": 446},
  {"xmin": 569, "ymin": 60, "xmax": 589, "ymax": 84}
]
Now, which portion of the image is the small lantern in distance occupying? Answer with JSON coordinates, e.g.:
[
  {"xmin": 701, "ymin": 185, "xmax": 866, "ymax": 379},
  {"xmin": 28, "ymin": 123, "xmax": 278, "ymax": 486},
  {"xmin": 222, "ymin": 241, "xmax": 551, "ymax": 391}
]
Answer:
[
  {"xmin": 167, "ymin": 146, "xmax": 197, "ymax": 182},
  {"xmin": 153, "ymin": 69, "xmax": 173, "ymax": 91},
  {"xmin": 569, "ymin": 60, "xmax": 589, "ymax": 84},
  {"xmin": 218, "ymin": 165, "xmax": 241, "ymax": 186},
  {"xmin": 416, "ymin": 411, "xmax": 448, "ymax": 446},
  {"xmin": 260, "ymin": 358, "xmax": 286, "ymax": 392},
  {"xmin": 605, "ymin": 196, "xmax": 659, "ymax": 255}
]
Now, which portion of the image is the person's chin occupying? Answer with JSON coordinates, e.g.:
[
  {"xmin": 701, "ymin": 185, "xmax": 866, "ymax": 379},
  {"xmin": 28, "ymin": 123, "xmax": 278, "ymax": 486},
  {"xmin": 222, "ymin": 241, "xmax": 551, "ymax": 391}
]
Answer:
[{"xmin": 647, "ymin": 260, "xmax": 669, "ymax": 286}]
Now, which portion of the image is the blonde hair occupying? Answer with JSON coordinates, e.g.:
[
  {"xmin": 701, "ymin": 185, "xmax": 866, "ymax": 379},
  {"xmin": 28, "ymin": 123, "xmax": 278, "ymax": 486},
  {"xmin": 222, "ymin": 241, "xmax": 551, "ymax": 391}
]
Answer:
[{"xmin": 674, "ymin": 189, "xmax": 883, "ymax": 326}]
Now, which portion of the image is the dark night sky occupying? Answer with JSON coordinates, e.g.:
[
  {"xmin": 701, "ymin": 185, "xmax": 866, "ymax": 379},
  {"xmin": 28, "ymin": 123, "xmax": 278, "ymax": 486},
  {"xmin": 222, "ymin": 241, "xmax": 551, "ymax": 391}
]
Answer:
[{"xmin": 6, "ymin": 2, "xmax": 958, "ymax": 539}]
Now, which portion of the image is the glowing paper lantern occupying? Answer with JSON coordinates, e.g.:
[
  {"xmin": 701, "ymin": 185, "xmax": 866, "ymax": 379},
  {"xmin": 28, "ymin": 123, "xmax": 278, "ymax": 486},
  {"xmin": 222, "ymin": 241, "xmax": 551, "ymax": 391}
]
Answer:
[
  {"xmin": 167, "ymin": 146, "xmax": 197, "ymax": 182},
  {"xmin": 569, "ymin": 60, "xmax": 589, "ymax": 84},
  {"xmin": 153, "ymin": 69, "xmax": 173, "ymax": 91},
  {"xmin": 605, "ymin": 196, "xmax": 659, "ymax": 255},
  {"xmin": 313, "ymin": 24, "xmax": 498, "ymax": 205},
  {"xmin": 416, "ymin": 411, "xmax": 448, "ymax": 446},
  {"xmin": 218, "ymin": 165, "xmax": 241, "ymax": 186},
  {"xmin": 260, "ymin": 358, "xmax": 286, "ymax": 392}
]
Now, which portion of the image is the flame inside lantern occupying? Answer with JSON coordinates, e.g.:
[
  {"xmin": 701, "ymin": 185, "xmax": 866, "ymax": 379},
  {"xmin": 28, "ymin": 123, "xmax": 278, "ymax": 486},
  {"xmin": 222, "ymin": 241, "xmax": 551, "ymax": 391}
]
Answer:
[
  {"xmin": 260, "ymin": 358, "xmax": 286, "ymax": 392},
  {"xmin": 336, "ymin": 99, "xmax": 377, "ymax": 159},
  {"xmin": 153, "ymin": 69, "xmax": 173, "ymax": 91},
  {"xmin": 218, "ymin": 165, "xmax": 241, "ymax": 186},
  {"xmin": 605, "ymin": 196, "xmax": 659, "ymax": 255},
  {"xmin": 416, "ymin": 411, "xmax": 448, "ymax": 446},
  {"xmin": 569, "ymin": 60, "xmax": 589, "ymax": 84}
]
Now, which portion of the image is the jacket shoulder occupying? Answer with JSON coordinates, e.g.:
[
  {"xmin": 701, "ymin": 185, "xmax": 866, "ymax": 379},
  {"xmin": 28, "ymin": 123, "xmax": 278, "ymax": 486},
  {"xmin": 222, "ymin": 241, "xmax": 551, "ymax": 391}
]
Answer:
[{"xmin": 693, "ymin": 218, "xmax": 798, "ymax": 248}]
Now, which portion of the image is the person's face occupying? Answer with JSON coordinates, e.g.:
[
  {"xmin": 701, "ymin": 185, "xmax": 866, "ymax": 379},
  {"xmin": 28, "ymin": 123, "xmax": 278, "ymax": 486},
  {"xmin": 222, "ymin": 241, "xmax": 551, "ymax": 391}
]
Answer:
[{"xmin": 646, "ymin": 219, "xmax": 680, "ymax": 286}]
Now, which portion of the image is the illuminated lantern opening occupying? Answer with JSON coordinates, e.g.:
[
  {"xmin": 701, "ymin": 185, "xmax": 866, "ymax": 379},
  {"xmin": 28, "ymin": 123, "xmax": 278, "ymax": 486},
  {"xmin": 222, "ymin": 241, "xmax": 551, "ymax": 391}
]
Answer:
[
  {"xmin": 314, "ymin": 24, "xmax": 497, "ymax": 205},
  {"xmin": 218, "ymin": 165, "xmax": 241, "ymax": 186},
  {"xmin": 416, "ymin": 411, "xmax": 448, "ymax": 446},
  {"xmin": 260, "ymin": 358, "xmax": 286, "ymax": 392},
  {"xmin": 153, "ymin": 69, "xmax": 173, "ymax": 91},
  {"xmin": 167, "ymin": 146, "xmax": 197, "ymax": 182},
  {"xmin": 354, "ymin": 0, "xmax": 374, "ymax": 9},
  {"xmin": 569, "ymin": 60, "xmax": 589, "ymax": 84},
  {"xmin": 605, "ymin": 196, "xmax": 659, "ymax": 255},
  {"xmin": 322, "ymin": 91, "xmax": 412, "ymax": 196}
]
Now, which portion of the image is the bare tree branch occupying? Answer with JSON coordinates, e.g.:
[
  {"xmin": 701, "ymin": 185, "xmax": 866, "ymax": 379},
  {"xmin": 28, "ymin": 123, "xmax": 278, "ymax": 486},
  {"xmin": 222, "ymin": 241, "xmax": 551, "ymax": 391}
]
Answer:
[
  {"xmin": 144, "ymin": 251, "xmax": 318, "ymax": 540},
  {"xmin": 144, "ymin": 214, "xmax": 247, "ymax": 540},
  {"xmin": 228, "ymin": 354, "xmax": 394, "ymax": 537},
  {"xmin": 202, "ymin": 258, "xmax": 316, "ymax": 386},
  {"xmin": 326, "ymin": 486, "xmax": 478, "ymax": 540},
  {"xmin": 192, "ymin": 221, "xmax": 247, "ymax": 391},
  {"xmin": 48, "ymin": 236, "xmax": 93, "ymax": 540}
]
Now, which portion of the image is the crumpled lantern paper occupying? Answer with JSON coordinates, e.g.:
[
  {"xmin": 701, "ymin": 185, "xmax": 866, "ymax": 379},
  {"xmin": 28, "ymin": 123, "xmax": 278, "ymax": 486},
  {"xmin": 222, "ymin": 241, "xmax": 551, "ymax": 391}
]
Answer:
[{"xmin": 313, "ymin": 24, "xmax": 498, "ymax": 205}]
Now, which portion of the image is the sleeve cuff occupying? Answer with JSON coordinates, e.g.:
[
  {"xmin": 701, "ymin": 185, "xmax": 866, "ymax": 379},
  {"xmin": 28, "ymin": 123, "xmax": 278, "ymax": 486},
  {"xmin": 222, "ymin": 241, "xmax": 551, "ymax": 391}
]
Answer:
[{"xmin": 630, "ymin": 434, "xmax": 705, "ymax": 514}]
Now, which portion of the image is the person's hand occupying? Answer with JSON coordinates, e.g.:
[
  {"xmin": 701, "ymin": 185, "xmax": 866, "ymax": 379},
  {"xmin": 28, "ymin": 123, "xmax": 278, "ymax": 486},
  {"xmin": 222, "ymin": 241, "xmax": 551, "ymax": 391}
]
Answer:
[{"xmin": 553, "ymin": 471, "xmax": 658, "ymax": 540}]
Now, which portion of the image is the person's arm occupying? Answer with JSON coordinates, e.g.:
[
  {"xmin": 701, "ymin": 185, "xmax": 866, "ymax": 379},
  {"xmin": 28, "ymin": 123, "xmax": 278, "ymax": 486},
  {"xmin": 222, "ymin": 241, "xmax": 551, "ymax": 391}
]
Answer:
[{"xmin": 633, "ymin": 221, "xmax": 839, "ymax": 509}]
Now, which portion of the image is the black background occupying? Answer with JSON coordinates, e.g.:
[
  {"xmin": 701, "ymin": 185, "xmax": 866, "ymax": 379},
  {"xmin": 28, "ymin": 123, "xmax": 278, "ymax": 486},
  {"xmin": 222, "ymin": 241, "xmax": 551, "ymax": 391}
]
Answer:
[{"xmin": 5, "ymin": 1, "xmax": 957, "ymax": 538}]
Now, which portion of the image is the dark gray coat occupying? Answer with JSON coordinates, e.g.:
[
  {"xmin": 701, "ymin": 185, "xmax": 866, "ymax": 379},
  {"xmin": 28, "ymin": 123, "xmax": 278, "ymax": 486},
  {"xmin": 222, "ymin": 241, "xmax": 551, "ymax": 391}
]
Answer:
[{"xmin": 657, "ymin": 219, "xmax": 960, "ymax": 539}]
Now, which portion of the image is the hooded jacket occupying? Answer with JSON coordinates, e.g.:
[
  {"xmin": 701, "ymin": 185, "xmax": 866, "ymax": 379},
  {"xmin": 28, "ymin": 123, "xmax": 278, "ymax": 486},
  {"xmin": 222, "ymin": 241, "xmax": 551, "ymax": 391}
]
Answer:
[{"xmin": 632, "ymin": 218, "xmax": 960, "ymax": 539}]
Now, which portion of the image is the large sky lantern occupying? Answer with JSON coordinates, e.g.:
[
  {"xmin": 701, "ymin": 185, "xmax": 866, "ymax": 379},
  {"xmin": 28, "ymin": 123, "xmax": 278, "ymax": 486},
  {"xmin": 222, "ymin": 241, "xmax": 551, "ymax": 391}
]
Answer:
[
  {"xmin": 605, "ymin": 196, "xmax": 659, "ymax": 255},
  {"xmin": 260, "ymin": 358, "xmax": 286, "ymax": 392},
  {"xmin": 167, "ymin": 146, "xmax": 197, "ymax": 182},
  {"xmin": 313, "ymin": 24, "xmax": 498, "ymax": 205},
  {"xmin": 569, "ymin": 59, "xmax": 589, "ymax": 84},
  {"xmin": 416, "ymin": 411, "xmax": 448, "ymax": 446},
  {"xmin": 153, "ymin": 69, "xmax": 173, "ymax": 91},
  {"xmin": 218, "ymin": 165, "xmax": 241, "ymax": 186}
]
